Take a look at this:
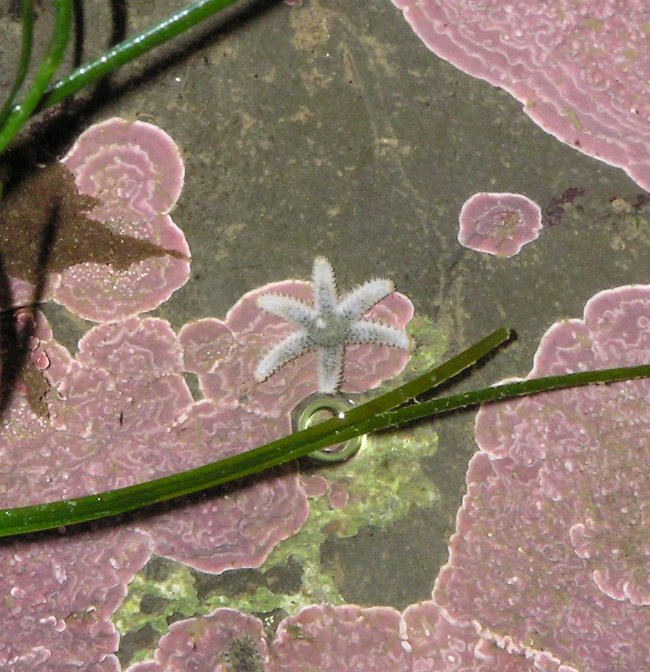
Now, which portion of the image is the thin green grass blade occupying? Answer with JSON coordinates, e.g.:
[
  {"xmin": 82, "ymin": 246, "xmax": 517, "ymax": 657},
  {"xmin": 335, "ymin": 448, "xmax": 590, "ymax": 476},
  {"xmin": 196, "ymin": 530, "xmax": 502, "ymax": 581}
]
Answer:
[
  {"xmin": 0, "ymin": 328, "xmax": 510, "ymax": 537},
  {"xmin": 340, "ymin": 327, "xmax": 511, "ymax": 421},
  {"xmin": 36, "ymin": 0, "xmax": 241, "ymax": 113},
  {"xmin": 0, "ymin": 0, "xmax": 72, "ymax": 153},
  {"xmin": 0, "ymin": 0, "xmax": 34, "ymax": 128},
  {"xmin": 352, "ymin": 363, "xmax": 650, "ymax": 436}
]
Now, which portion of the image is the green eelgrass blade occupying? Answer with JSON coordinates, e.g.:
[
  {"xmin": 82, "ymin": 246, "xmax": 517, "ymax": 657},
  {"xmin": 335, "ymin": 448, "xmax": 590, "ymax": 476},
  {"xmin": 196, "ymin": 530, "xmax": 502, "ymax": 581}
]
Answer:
[
  {"xmin": 344, "ymin": 327, "xmax": 511, "ymax": 419},
  {"xmin": 347, "ymin": 363, "xmax": 650, "ymax": 438},
  {"xmin": 0, "ymin": 328, "xmax": 510, "ymax": 537},
  {"xmin": 0, "ymin": 0, "xmax": 34, "ymax": 128},
  {"xmin": 1, "ymin": 326, "xmax": 648, "ymax": 540},
  {"xmin": 0, "ymin": 0, "xmax": 71, "ymax": 154},
  {"xmin": 0, "ymin": 0, "xmax": 243, "ymax": 150},
  {"xmin": 36, "ymin": 0, "xmax": 241, "ymax": 113}
]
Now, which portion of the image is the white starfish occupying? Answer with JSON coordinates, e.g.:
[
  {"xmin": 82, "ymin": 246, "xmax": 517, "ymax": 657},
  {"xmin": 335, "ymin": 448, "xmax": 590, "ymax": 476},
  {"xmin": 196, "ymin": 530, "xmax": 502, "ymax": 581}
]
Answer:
[{"xmin": 255, "ymin": 256, "xmax": 410, "ymax": 393}]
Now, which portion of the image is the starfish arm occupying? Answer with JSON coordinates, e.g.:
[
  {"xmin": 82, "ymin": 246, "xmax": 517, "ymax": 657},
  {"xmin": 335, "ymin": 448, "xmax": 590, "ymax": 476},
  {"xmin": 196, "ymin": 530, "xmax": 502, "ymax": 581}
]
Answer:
[
  {"xmin": 317, "ymin": 344, "xmax": 345, "ymax": 394},
  {"xmin": 347, "ymin": 320, "xmax": 410, "ymax": 350},
  {"xmin": 336, "ymin": 278, "xmax": 395, "ymax": 321},
  {"xmin": 254, "ymin": 331, "xmax": 311, "ymax": 382},
  {"xmin": 312, "ymin": 256, "xmax": 338, "ymax": 317},
  {"xmin": 257, "ymin": 294, "xmax": 316, "ymax": 329}
]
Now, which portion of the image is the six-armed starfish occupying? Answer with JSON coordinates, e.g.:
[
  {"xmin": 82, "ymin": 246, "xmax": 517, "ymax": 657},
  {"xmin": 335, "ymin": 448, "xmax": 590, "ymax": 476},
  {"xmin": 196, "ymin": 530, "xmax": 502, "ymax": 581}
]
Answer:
[{"xmin": 255, "ymin": 256, "xmax": 410, "ymax": 393}]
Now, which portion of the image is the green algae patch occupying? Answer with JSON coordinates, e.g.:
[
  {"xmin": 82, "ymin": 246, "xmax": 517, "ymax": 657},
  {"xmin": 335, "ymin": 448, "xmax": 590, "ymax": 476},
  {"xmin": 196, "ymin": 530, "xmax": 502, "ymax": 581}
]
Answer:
[
  {"xmin": 192, "ymin": 419, "xmax": 441, "ymax": 621},
  {"xmin": 114, "ymin": 558, "xmax": 198, "ymax": 665},
  {"xmin": 393, "ymin": 314, "xmax": 448, "ymax": 384}
]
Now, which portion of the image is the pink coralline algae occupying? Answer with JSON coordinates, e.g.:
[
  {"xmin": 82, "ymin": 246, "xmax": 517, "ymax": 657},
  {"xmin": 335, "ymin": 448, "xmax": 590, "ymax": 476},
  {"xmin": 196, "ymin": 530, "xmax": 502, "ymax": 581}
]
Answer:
[
  {"xmin": 129, "ymin": 601, "xmax": 539, "ymax": 672},
  {"xmin": 40, "ymin": 314, "xmax": 309, "ymax": 574},
  {"xmin": 179, "ymin": 275, "xmax": 414, "ymax": 420},
  {"xmin": 458, "ymin": 192, "xmax": 542, "ymax": 257},
  {"xmin": 401, "ymin": 601, "xmax": 535, "ymax": 672},
  {"xmin": 125, "ymin": 608, "xmax": 270, "ymax": 672},
  {"xmin": 128, "ymin": 605, "xmax": 410, "ymax": 672},
  {"xmin": 434, "ymin": 284, "xmax": 650, "ymax": 671},
  {"xmin": 0, "ymin": 527, "xmax": 151, "ymax": 672},
  {"xmin": 0, "ymin": 337, "xmax": 153, "ymax": 670},
  {"xmin": 0, "ymin": 312, "xmax": 309, "ymax": 668},
  {"xmin": 137, "ymin": 400, "xmax": 308, "ymax": 573},
  {"xmin": 392, "ymin": 0, "xmax": 650, "ymax": 191},
  {"xmin": 270, "ymin": 604, "xmax": 411, "ymax": 672},
  {"xmin": 51, "ymin": 117, "xmax": 190, "ymax": 321}
]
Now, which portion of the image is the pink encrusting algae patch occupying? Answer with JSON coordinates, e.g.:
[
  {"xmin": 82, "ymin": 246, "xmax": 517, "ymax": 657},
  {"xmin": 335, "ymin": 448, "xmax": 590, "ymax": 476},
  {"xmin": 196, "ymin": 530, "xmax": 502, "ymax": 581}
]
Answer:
[
  {"xmin": 41, "ymin": 314, "xmax": 310, "ymax": 575},
  {"xmin": 184, "ymin": 279, "xmax": 414, "ymax": 420},
  {"xmin": 392, "ymin": 0, "xmax": 650, "ymax": 191},
  {"xmin": 57, "ymin": 117, "xmax": 190, "ymax": 321},
  {"xmin": 0, "ymin": 525, "xmax": 151, "ymax": 672},
  {"xmin": 125, "ymin": 608, "xmax": 270, "ymax": 672},
  {"xmin": 0, "ymin": 312, "xmax": 309, "ymax": 666},
  {"xmin": 458, "ymin": 192, "xmax": 542, "ymax": 257},
  {"xmin": 130, "ymin": 601, "xmax": 539, "ymax": 672},
  {"xmin": 178, "ymin": 318, "xmax": 235, "ymax": 375},
  {"xmin": 270, "ymin": 605, "xmax": 411, "ymax": 672},
  {"xmin": 130, "ymin": 605, "xmax": 411, "ymax": 672},
  {"xmin": 62, "ymin": 118, "xmax": 184, "ymax": 219},
  {"xmin": 434, "ymin": 285, "xmax": 650, "ymax": 671},
  {"xmin": 135, "ymin": 399, "xmax": 309, "ymax": 574},
  {"xmin": 402, "ymin": 601, "xmax": 536, "ymax": 671}
]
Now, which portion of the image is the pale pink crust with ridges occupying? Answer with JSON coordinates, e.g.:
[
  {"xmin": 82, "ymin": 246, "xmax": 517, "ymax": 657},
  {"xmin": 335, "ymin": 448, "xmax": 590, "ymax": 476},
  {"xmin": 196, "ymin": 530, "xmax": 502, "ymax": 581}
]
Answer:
[
  {"xmin": 178, "ymin": 318, "xmax": 235, "ymax": 375},
  {"xmin": 47, "ymin": 317, "xmax": 193, "ymax": 450},
  {"xmin": 57, "ymin": 118, "xmax": 190, "ymax": 321},
  {"xmin": 0, "ymin": 527, "xmax": 151, "ymax": 672},
  {"xmin": 76, "ymin": 317, "xmax": 184, "ymax": 380},
  {"xmin": 458, "ymin": 193, "xmax": 542, "ymax": 257},
  {"xmin": 40, "ymin": 315, "xmax": 308, "ymax": 575},
  {"xmin": 269, "ymin": 604, "xmax": 410, "ymax": 672},
  {"xmin": 135, "ymin": 400, "xmax": 309, "ymax": 574},
  {"xmin": 402, "ymin": 601, "xmax": 536, "ymax": 671},
  {"xmin": 187, "ymin": 279, "xmax": 413, "ymax": 420},
  {"xmin": 392, "ymin": 0, "xmax": 650, "ymax": 191},
  {"xmin": 127, "ymin": 601, "xmax": 540, "ymax": 672},
  {"xmin": 435, "ymin": 284, "xmax": 650, "ymax": 671},
  {"xmin": 62, "ymin": 117, "xmax": 184, "ymax": 218},
  {"xmin": 0, "ymin": 309, "xmax": 316, "ymax": 668},
  {"xmin": 125, "ymin": 608, "xmax": 269, "ymax": 672},
  {"xmin": 434, "ymin": 452, "xmax": 643, "ymax": 671}
]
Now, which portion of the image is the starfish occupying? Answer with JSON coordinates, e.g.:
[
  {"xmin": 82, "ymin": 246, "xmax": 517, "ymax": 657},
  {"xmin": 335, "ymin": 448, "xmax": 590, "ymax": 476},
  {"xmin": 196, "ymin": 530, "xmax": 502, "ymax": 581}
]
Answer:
[{"xmin": 255, "ymin": 256, "xmax": 410, "ymax": 393}]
